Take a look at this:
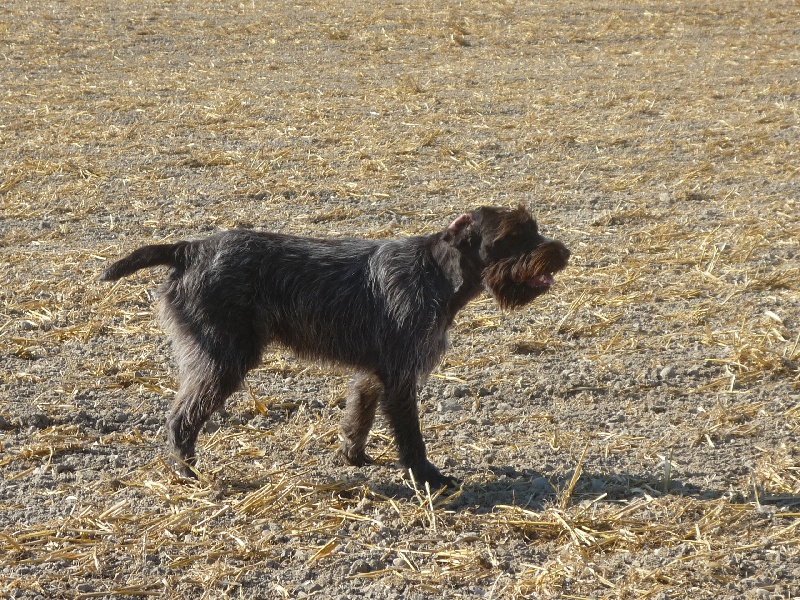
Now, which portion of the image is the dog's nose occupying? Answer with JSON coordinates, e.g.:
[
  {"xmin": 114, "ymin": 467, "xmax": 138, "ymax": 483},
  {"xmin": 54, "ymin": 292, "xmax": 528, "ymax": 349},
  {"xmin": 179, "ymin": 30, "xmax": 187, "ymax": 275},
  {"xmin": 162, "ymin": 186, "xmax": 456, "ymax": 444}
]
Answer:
[{"xmin": 556, "ymin": 242, "xmax": 571, "ymax": 262}]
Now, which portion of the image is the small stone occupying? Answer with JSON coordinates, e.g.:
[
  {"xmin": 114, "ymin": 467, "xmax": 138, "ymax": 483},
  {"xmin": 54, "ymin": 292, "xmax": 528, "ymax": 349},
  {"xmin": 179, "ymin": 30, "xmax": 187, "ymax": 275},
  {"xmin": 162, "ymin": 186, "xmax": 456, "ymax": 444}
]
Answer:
[
  {"xmin": 370, "ymin": 559, "xmax": 386, "ymax": 571},
  {"xmin": 650, "ymin": 401, "xmax": 667, "ymax": 414},
  {"xmin": 660, "ymin": 366, "xmax": 676, "ymax": 379},
  {"xmin": 76, "ymin": 583, "xmax": 94, "ymax": 593},
  {"xmin": 302, "ymin": 581, "xmax": 323, "ymax": 594},
  {"xmin": 19, "ymin": 320, "xmax": 38, "ymax": 331},
  {"xmin": 349, "ymin": 559, "xmax": 371, "ymax": 575},
  {"xmin": 437, "ymin": 400, "xmax": 462, "ymax": 413},
  {"xmin": 452, "ymin": 386, "xmax": 470, "ymax": 398},
  {"xmin": 25, "ymin": 413, "xmax": 49, "ymax": 429}
]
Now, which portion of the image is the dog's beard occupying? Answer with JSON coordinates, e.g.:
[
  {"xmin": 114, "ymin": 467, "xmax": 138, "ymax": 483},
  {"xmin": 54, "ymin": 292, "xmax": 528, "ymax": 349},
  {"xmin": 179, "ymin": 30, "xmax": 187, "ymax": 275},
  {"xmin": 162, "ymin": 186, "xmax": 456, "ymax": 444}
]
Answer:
[{"xmin": 483, "ymin": 242, "xmax": 568, "ymax": 310}]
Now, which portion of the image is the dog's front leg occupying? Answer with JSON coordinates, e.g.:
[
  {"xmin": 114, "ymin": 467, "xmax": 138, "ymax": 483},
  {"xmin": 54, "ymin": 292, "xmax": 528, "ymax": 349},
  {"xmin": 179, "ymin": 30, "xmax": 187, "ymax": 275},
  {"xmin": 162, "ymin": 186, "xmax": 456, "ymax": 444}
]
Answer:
[{"xmin": 382, "ymin": 377, "xmax": 458, "ymax": 489}]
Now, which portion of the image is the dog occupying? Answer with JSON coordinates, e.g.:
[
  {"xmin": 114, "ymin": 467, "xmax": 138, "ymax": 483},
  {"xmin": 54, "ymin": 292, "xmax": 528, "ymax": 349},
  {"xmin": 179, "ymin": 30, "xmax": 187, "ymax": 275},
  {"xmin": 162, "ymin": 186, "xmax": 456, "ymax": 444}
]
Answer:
[{"xmin": 100, "ymin": 205, "xmax": 569, "ymax": 488}]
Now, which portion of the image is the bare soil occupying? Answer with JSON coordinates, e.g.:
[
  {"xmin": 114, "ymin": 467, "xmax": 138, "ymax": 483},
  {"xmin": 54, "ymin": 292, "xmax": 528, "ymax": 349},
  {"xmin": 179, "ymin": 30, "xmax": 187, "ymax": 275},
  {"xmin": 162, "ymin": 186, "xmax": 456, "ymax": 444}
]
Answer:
[{"xmin": 1, "ymin": 1, "xmax": 799, "ymax": 598}]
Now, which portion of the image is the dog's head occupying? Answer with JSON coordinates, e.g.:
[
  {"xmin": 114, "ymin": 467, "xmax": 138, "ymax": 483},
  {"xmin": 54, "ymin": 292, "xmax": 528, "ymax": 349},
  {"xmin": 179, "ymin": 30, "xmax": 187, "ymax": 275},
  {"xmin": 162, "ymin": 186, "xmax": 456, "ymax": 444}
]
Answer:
[{"xmin": 446, "ymin": 205, "xmax": 570, "ymax": 309}]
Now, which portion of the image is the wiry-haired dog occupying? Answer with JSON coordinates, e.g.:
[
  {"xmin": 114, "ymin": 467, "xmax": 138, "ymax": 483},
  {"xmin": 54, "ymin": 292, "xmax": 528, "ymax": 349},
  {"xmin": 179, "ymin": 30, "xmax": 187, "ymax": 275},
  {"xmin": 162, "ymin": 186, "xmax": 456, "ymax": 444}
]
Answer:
[{"xmin": 100, "ymin": 205, "xmax": 569, "ymax": 488}]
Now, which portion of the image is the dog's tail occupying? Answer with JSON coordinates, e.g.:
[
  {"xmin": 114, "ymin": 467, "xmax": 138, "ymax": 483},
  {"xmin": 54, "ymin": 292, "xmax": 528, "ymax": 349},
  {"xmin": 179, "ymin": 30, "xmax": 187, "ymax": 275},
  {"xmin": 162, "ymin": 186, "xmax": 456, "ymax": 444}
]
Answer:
[{"xmin": 99, "ymin": 242, "xmax": 191, "ymax": 281}]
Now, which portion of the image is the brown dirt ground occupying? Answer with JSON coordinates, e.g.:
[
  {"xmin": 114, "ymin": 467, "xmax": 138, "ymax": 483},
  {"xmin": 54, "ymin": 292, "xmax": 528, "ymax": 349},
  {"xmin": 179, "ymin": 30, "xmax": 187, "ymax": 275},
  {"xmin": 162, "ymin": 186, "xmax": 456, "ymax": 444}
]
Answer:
[{"xmin": 1, "ymin": 1, "xmax": 799, "ymax": 598}]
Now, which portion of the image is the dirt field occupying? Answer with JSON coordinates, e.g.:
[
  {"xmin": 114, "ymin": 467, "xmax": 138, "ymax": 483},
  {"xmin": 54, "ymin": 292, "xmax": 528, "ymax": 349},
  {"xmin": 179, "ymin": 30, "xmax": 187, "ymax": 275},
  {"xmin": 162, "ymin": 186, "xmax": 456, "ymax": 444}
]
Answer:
[{"xmin": 2, "ymin": 1, "xmax": 799, "ymax": 598}]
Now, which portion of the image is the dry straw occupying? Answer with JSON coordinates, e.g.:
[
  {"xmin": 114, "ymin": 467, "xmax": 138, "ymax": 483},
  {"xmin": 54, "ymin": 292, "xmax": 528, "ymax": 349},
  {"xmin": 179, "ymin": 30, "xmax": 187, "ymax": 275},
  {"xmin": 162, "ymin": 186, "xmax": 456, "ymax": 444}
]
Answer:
[{"xmin": 2, "ymin": 0, "xmax": 799, "ymax": 598}]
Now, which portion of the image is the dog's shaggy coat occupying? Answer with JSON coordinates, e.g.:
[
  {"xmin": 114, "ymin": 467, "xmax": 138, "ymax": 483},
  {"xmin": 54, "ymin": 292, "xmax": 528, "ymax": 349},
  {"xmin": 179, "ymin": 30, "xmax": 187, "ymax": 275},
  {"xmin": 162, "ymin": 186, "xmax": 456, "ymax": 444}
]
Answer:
[{"xmin": 101, "ymin": 206, "xmax": 569, "ymax": 487}]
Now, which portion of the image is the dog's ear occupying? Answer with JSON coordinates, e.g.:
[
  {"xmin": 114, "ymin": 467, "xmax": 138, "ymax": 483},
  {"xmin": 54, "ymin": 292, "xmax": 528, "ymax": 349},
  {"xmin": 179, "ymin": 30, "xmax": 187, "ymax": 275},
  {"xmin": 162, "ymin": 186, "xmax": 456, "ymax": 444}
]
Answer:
[{"xmin": 445, "ymin": 213, "xmax": 472, "ymax": 241}]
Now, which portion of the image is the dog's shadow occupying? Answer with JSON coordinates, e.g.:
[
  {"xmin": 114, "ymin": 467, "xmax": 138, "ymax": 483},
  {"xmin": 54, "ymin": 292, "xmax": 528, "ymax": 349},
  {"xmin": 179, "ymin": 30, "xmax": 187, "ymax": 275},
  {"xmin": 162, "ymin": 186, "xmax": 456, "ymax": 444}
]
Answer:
[{"xmin": 365, "ymin": 465, "xmax": 800, "ymax": 513}]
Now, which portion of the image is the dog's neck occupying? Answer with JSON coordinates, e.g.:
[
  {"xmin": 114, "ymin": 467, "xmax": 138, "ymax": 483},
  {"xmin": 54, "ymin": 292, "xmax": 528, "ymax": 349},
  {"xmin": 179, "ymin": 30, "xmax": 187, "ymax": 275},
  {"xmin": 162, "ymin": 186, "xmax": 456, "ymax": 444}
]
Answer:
[{"xmin": 430, "ymin": 231, "xmax": 485, "ymax": 325}]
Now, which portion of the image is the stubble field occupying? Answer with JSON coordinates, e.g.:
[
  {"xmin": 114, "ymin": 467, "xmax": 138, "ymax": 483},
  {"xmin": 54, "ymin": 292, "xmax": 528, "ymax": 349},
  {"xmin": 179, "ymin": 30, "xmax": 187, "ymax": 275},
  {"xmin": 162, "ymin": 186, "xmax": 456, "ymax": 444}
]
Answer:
[{"xmin": 1, "ymin": 1, "xmax": 799, "ymax": 598}]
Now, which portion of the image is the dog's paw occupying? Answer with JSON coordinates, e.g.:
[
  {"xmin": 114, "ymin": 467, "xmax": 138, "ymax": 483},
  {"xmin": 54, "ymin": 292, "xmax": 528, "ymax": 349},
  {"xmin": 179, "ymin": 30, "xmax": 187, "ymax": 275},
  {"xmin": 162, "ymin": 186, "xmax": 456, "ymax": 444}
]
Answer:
[
  {"xmin": 338, "ymin": 447, "xmax": 374, "ymax": 467},
  {"xmin": 168, "ymin": 452, "xmax": 200, "ymax": 480},
  {"xmin": 408, "ymin": 461, "xmax": 461, "ymax": 491}
]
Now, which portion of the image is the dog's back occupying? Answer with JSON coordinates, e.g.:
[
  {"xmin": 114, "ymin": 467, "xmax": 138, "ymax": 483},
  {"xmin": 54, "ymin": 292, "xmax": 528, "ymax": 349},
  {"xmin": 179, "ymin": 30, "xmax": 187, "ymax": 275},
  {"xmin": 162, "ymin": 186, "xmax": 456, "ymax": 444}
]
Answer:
[{"xmin": 103, "ymin": 229, "xmax": 453, "ymax": 371}]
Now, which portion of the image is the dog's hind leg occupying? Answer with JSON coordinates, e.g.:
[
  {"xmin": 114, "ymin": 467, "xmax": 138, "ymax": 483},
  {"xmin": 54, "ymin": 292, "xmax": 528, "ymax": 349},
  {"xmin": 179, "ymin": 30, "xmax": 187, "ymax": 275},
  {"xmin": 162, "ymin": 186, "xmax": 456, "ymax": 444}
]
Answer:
[
  {"xmin": 164, "ymin": 319, "xmax": 262, "ymax": 478},
  {"xmin": 166, "ymin": 361, "xmax": 244, "ymax": 478},
  {"xmin": 339, "ymin": 372, "xmax": 383, "ymax": 466}
]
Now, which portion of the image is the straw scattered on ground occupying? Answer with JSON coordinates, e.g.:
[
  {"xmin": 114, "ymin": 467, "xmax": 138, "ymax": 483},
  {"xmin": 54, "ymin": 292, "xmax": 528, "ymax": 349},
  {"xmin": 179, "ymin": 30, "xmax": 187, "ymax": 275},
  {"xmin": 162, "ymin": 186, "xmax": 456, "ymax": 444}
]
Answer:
[{"xmin": 1, "ymin": 1, "xmax": 798, "ymax": 598}]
